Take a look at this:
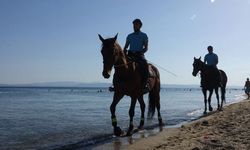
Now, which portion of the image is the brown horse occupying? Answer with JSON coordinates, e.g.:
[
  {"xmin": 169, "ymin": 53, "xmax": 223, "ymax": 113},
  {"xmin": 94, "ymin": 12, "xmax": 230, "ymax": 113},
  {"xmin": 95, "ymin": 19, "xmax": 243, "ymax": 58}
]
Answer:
[
  {"xmin": 98, "ymin": 34, "xmax": 163, "ymax": 136},
  {"xmin": 192, "ymin": 57, "xmax": 227, "ymax": 114}
]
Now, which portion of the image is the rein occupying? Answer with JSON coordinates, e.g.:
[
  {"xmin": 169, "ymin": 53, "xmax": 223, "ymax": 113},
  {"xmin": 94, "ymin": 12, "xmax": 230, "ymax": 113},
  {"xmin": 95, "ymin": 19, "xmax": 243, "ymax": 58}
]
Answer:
[
  {"xmin": 114, "ymin": 62, "xmax": 129, "ymax": 69},
  {"xmin": 114, "ymin": 58, "xmax": 134, "ymax": 69}
]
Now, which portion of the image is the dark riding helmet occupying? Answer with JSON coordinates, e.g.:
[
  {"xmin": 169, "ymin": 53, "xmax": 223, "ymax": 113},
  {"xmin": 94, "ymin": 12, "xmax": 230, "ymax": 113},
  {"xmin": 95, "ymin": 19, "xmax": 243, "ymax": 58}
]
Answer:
[{"xmin": 133, "ymin": 18, "xmax": 142, "ymax": 26}]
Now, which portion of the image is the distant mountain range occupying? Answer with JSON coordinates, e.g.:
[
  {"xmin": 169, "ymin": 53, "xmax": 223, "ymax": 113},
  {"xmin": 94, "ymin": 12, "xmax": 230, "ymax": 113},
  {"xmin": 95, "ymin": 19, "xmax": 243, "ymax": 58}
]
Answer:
[
  {"xmin": 0, "ymin": 82, "xmax": 241, "ymax": 88},
  {"xmin": 0, "ymin": 82, "xmax": 112, "ymax": 87},
  {"xmin": 0, "ymin": 81, "xmax": 197, "ymax": 88}
]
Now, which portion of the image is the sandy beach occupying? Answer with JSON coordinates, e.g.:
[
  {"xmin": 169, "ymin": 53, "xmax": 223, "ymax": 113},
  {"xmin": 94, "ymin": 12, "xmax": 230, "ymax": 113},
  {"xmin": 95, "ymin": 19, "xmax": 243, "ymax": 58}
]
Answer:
[{"xmin": 126, "ymin": 97, "xmax": 250, "ymax": 150}]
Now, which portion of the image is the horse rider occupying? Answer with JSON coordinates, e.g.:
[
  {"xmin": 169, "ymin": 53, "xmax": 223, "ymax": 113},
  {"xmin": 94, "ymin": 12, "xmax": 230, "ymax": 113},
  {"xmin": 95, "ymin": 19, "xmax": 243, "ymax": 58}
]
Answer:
[
  {"xmin": 203, "ymin": 45, "xmax": 221, "ymax": 87},
  {"xmin": 123, "ymin": 18, "xmax": 149, "ymax": 92}
]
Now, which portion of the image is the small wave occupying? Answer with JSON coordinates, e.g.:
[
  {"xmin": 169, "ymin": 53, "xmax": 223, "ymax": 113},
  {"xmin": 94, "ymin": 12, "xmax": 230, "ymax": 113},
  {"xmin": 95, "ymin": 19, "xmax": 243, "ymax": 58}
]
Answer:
[
  {"xmin": 49, "ymin": 134, "xmax": 114, "ymax": 150},
  {"xmin": 234, "ymin": 94, "xmax": 246, "ymax": 101},
  {"xmin": 187, "ymin": 109, "xmax": 203, "ymax": 117},
  {"xmin": 50, "ymin": 123, "xmax": 165, "ymax": 150}
]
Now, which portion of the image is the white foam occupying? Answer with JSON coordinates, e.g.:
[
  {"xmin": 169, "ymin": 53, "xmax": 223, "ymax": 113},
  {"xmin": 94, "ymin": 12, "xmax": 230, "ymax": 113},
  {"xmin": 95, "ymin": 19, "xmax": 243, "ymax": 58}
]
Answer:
[{"xmin": 187, "ymin": 109, "xmax": 203, "ymax": 117}]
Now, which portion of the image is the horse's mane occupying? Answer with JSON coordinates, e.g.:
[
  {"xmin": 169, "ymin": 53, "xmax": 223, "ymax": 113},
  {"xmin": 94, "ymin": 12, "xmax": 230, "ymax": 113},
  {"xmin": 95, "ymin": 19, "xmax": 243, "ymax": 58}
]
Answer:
[
  {"xmin": 114, "ymin": 42, "xmax": 123, "ymax": 53},
  {"xmin": 198, "ymin": 59, "xmax": 214, "ymax": 69},
  {"xmin": 114, "ymin": 42, "xmax": 128, "ymax": 65}
]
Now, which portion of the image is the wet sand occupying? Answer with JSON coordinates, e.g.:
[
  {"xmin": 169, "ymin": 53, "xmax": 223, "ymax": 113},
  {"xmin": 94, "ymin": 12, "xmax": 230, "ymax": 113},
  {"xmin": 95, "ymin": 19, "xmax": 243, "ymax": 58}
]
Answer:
[{"xmin": 127, "ymin": 97, "xmax": 250, "ymax": 150}]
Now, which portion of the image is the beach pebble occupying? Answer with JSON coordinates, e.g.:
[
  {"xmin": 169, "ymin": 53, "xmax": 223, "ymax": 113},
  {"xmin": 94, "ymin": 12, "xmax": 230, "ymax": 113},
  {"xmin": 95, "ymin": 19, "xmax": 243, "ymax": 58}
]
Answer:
[
  {"xmin": 201, "ymin": 120, "xmax": 209, "ymax": 126},
  {"xmin": 191, "ymin": 147, "xmax": 200, "ymax": 150}
]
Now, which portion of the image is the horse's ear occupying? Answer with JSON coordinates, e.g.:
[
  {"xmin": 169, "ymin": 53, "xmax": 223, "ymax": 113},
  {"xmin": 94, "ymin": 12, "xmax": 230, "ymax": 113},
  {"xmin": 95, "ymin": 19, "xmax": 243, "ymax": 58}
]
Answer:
[
  {"xmin": 194, "ymin": 57, "xmax": 196, "ymax": 60},
  {"xmin": 199, "ymin": 56, "xmax": 201, "ymax": 60},
  {"xmin": 113, "ymin": 33, "xmax": 118, "ymax": 42},
  {"xmin": 98, "ymin": 34, "xmax": 104, "ymax": 43}
]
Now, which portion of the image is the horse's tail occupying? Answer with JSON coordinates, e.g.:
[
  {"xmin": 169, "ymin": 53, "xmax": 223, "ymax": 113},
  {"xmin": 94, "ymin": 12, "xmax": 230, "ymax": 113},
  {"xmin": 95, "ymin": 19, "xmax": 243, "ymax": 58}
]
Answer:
[
  {"xmin": 220, "ymin": 70, "xmax": 227, "ymax": 103},
  {"xmin": 147, "ymin": 90, "xmax": 156, "ymax": 118},
  {"xmin": 147, "ymin": 64, "xmax": 160, "ymax": 119}
]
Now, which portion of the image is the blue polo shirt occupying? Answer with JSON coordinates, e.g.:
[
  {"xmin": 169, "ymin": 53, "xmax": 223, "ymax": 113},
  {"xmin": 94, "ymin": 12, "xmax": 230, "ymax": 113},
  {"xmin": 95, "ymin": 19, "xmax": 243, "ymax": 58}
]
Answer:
[
  {"xmin": 126, "ymin": 31, "xmax": 148, "ymax": 52},
  {"xmin": 204, "ymin": 52, "xmax": 218, "ymax": 67}
]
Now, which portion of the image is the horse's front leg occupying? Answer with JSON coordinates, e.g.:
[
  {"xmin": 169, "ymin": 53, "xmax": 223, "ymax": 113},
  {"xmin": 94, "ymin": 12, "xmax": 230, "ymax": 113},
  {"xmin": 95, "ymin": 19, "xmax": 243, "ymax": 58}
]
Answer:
[
  {"xmin": 202, "ymin": 88, "xmax": 207, "ymax": 114},
  {"xmin": 138, "ymin": 95, "xmax": 145, "ymax": 129},
  {"xmin": 208, "ymin": 89, "xmax": 213, "ymax": 112},
  {"xmin": 110, "ymin": 92, "xmax": 124, "ymax": 136},
  {"xmin": 126, "ymin": 97, "xmax": 137, "ymax": 136}
]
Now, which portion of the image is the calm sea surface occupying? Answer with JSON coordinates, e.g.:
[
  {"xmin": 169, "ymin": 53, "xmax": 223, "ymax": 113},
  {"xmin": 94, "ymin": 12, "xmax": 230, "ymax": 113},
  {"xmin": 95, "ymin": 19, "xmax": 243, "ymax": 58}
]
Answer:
[{"xmin": 0, "ymin": 86, "xmax": 243, "ymax": 150}]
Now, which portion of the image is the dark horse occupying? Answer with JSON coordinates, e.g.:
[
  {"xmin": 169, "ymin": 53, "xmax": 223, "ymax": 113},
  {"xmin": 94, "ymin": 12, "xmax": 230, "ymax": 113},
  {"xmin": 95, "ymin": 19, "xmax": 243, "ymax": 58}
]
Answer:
[
  {"xmin": 192, "ymin": 57, "xmax": 227, "ymax": 114},
  {"xmin": 98, "ymin": 34, "xmax": 163, "ymax": 136}
]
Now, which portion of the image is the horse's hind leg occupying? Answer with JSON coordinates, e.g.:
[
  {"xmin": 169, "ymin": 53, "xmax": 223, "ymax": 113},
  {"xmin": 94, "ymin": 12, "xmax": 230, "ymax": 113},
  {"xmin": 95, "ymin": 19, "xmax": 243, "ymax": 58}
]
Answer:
[
  {"xmin": 138, "ymin": 95, "xmax": 145, "ymax": 129},
  {"xmin": 221, "ymin": 86, "xmax": 226, "ymax": 104},
  {"xmin": 155, "ymin": 90, "xmax": 163, "ymax": 126},
  {"xmin": 127, "ymin": 97, "xmax": 137, "ymax": 136},
  {"xmin": 220, "ymin": 89, "xmax": 226, "ymax": 111},
  {"xmin": 215, "ymin": 87, "xmax": 221, "ymax": 110},
  {"xmin": 208, "ymin": 89, "xmax": 213, "ymax": 112},
  {"xmin": 202, "ymin": 88, "xmax": 208, "ymax": 114},
  {"xmin": 148, "ymin": 86, "xmax": 163, "ymax": 126}
]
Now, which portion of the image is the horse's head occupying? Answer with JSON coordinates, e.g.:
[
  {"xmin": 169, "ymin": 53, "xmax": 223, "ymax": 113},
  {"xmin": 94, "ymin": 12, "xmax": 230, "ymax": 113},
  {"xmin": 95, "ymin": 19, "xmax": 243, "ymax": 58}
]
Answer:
[
  {"xmin": 98, "ymin": 34, "xmax": 118, "ymax": 79},
  {"xmin": 192, "ymin": 57, "xmax": 203, "ymax": 76}
]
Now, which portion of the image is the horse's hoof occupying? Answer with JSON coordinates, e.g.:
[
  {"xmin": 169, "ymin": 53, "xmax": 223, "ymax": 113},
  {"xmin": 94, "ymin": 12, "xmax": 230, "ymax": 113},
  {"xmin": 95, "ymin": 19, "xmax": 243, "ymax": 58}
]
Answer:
[
  {"xmin": 126, "ymin": 124, "xmax": 134, "ymax": 136},
  {"xmin": 114, "ymin": 126, "xmax": 122, "ymax": 136},
  {"xmin": 203, "ymin": 111, "xmax": 207, "ymax": 115},
  {"xmin": 217, "ymin": 107, "xmax": 222, "ymax": 111},
  {"xmin": 209, "ymin": 107, "xmax": 213, "ymax": 111},
  {"xmin": 126, "ymin": 131, "xmax": 132, "ymax": 136},
  {"xmin": 138, "ymin": 125, "xmax": 144, "ymax": 130},
  {"xmin": 159, "ymin": 119, "xmax": 164, "ymax": 126},
  {"xmin": 139, "ymin": 120, "xmax": 144, "ymax": 129}
]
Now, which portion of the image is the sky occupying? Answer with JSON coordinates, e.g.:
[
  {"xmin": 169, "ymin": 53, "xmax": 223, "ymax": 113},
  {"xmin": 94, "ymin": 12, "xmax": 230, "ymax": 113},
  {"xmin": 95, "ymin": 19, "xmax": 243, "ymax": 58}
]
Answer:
[{"xmin": 0, "ymin": 0, "xmax": 250, "ymax": 86}]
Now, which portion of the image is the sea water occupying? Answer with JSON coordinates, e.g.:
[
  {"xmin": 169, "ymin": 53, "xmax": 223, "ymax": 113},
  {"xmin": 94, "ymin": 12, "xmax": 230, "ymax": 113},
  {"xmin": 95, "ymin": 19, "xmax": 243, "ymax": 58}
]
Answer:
[{"xmin": 0, "ymin": 86, "xmax": 243, "ymax": 149}]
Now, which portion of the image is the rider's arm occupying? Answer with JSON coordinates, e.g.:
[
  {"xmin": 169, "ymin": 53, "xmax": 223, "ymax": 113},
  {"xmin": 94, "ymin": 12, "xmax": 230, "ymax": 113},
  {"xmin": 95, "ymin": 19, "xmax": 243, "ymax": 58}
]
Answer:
[
  {"xmin": 142, "ymin": 34, "xmax": 148, "ymax": 53},
  {"xmin": 142, "ymin": 40, "xmax": 148, "ymax": 53},
  {"xmin": 123, "ymin": 40, "xmax": 129, "ymax": 55},
  {"xmin": 215, "ymin": 55, "xmax": 218, "ymax": 66}
]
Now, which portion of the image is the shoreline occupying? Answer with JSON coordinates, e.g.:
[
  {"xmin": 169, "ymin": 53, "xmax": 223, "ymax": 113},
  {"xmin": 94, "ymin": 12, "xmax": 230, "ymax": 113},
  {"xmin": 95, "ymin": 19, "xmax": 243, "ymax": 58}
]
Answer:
[
  {"xmin": 93, "ymin": 96, "xmax": 250, "ymax": 150},
  {"xmin": 126, "ymin": 97, "xmax": 250, "ymax": 150}
]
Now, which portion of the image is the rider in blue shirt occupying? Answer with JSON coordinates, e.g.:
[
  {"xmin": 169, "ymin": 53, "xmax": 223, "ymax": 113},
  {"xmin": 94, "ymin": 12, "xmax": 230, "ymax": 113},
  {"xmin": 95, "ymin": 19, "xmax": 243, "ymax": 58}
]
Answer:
[
  {"xmin": 204, "ymin": 46, "xmax": 218, "ymax": 68},
  {"xmin": 125, "ymin": 30, "xmax": 148, "ymax": 53},
  {"xmin": 203, "ymin": 46, "xmax": 221, "ymax": 87},
  {"xmin": 124, "ymin": 19, "xmax": 149, "ymax": 91}
]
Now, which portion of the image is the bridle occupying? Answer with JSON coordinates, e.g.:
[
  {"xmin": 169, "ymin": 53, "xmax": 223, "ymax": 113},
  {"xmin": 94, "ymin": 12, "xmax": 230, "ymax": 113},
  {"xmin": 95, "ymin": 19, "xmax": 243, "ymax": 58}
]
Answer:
[
  {"xmin": 193, "ymin": 59, "xmax": 204, "ymax": 76},
  {"xmin": 102, "ymin": 45, "xmax": 129, "ymax": 69}
]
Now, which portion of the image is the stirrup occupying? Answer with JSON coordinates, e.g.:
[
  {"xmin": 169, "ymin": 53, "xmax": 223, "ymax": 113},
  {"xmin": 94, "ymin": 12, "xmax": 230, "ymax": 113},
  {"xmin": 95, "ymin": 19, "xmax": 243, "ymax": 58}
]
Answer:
[
  {"xmin": 142, "ymin": 84, "xmax": 150, "ymax": 94},
  {"xmin": 109, "ymin": 86, "xmax": 115, "ymax": 92}
]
